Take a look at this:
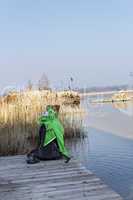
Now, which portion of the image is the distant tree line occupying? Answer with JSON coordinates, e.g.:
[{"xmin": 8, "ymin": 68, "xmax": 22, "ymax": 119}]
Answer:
[{"xmin": 78, "ymin": 84, "xmax": 128, "ymax": 93}]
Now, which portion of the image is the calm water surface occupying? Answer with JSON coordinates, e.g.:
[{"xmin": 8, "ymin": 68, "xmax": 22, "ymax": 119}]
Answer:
[{"xmin": 68, "ymin": 99, "xmax": 133, "ymax": 200}]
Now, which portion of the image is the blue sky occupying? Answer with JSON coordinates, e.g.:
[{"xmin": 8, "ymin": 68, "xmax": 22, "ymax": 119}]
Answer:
[{"xmin": 0, "ymin": 0, "xmax": 133, "ymax": 89}]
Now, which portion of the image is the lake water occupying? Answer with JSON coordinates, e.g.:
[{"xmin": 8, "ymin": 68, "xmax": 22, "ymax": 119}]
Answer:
[{"xmin": 68, "ymin": 99, "xmax": 133, "ymax": 200}]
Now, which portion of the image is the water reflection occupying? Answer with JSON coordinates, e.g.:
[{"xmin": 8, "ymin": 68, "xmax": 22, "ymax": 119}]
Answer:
[
  {"xmin": 113, "ymin": 101, "xmax": 133, "ymax": 117},
  {"xmin": 67, "ymin": 99, "xmax": 133, "ymax": 200},
  {"xmin": 66, "ymin": 136, "xmax": 90, "ymax": 164},
  {"xmin": 67, "ymin": 128, "xmax": 133, "ymax": 200}
]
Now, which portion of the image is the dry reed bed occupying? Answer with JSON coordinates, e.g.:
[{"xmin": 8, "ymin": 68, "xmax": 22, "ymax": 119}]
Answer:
[{"xmin": 0, "ymin": 90, "xmax": 85, "ymax": 156}]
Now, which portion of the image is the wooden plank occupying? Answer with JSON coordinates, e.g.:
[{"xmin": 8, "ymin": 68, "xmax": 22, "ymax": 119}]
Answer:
[{"xmin": 0, "ymin": 155, "xmax": 123, "ymax": 200}]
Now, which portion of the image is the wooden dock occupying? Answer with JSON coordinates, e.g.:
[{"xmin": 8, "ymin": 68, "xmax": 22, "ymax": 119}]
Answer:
[{"xmin": 0, "ymin": 155, "xmax": 123, "ymax": 200}]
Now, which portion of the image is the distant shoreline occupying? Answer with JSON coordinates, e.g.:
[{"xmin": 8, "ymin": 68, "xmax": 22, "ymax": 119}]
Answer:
[{"xmin": 80, "ymin": 89, "xmax": 133, "ymax": 97}]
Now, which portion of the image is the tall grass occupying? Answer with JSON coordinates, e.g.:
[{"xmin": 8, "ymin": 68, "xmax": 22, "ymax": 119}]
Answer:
[{"xmin": 0, "ymin": 90, "xmax": 85, "ymax": 156}]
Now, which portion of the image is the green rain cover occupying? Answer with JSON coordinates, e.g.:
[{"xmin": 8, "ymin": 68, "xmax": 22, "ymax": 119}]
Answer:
[{"xmin": 39, "ymin": 107, "xmax": 69, "ymax": 157}]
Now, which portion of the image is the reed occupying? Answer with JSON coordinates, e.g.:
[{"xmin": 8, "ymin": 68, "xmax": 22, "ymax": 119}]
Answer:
[{"xmin": 0, "ymin": 90, "xmax": 85, "ymax": 156}]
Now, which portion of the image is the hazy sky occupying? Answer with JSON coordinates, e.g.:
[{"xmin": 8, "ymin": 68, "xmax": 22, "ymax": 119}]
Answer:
[{"xmin": 0, "ymin": 0, "xmax": 133, "ymax": 90}]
